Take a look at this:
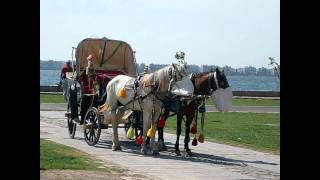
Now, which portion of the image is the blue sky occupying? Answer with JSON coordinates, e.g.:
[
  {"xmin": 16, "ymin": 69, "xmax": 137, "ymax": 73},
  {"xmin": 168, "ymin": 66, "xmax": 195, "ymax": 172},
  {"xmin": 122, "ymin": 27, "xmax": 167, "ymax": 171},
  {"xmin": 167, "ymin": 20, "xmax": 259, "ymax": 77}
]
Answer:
[{"xmin": 40, "ymin": 0, "xmax": 279, "ymax": 68}]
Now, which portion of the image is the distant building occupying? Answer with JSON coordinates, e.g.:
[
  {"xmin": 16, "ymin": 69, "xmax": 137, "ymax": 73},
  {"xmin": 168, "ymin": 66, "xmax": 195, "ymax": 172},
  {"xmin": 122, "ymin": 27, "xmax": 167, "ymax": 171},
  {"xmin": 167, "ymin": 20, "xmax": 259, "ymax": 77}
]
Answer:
[
  {"xmin": 40, "ymin": 59, "xmax": 276, "ymax": 77},
  {"xmin": 137, "ymin": 63, "xmax": 145, "ymax": 74},
  {"xmin": 236, "ymin": 68, "xmax": 245, "ymax": 75},
  {"xmin": 269, "ymin": 68, "xmax": 278, "ymax": 76},
  {"xmin": 200, "ymin": 65, "xmax": 218, "ymax": 72},
  {"xmin": 257, "ymin": 67, "xmax": 271, "ymax": 76},
  {"xmin": 244, "ymin": 66, "xmax": 257, "ymax": 75},
  {"xmin": 188, "ymin": 64, "xmax": 201, "ymax": 73},
  {"xmin": 223, "ymin": 65, "xmax": 236, "ymax": 75},
  {"xmin": 149, "ymin": 63, "xmax": 167, "ymax": 73}
]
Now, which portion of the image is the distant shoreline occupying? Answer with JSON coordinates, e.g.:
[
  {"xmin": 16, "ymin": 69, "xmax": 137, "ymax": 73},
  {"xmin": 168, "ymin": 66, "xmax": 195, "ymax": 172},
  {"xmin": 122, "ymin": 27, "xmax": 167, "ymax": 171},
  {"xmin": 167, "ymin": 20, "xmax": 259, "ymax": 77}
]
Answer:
[
  {"xmin": 40, "ymin": 60, "xmax": 278, "ymax": 76},
  {"xmin": 40, "ymin": 69, "xmax": 277, "ymax": 77}
]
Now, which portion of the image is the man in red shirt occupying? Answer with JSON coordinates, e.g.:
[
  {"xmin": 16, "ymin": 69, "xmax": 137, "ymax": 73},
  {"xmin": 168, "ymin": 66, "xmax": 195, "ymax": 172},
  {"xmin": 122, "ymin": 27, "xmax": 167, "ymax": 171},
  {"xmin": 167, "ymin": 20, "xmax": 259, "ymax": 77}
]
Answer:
[
  {"xmin": 61, "ymin": 61, "xmax": 73, "ymax": 102},
  {"xmin": 61, "ymin": 60, "xmax": 73, "ymax": 80}
]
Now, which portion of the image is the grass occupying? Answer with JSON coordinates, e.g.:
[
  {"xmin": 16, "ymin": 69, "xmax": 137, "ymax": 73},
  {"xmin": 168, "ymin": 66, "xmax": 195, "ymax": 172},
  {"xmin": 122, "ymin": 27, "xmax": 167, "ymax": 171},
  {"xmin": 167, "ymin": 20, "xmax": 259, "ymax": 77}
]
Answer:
[
  {"xmin": 40, "ymin": 94, "xmax": 280, "ymax": 106},
  {"xmin": 40, "ymin": 139, "xmax": 105, "ymax": 170},
  {"xmin": 205, "ymin": 97, "xmax": 280, "ymax": 106},
  {"xmin": 231, "ymin": 98, "xmax": 280, "ymax": 106},
  {"xmin": 40, "ymin": 94, "xmax": 65, "ymax": 103},
  {"xmin": 165, "ymin": 112, "xmax": 280, "ymax": 154}
]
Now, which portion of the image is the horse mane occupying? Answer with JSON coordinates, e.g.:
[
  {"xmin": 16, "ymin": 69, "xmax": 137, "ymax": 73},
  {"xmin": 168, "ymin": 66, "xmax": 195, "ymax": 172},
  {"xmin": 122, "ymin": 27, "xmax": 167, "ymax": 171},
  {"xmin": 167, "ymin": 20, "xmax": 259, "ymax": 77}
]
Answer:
[
  {"xmin": 145, "ymin": 65, "xmax": 171, "ymax": 93},
  {"xmin": 191, "ymin": 72, "xmax": 208, "ymax": 79}
]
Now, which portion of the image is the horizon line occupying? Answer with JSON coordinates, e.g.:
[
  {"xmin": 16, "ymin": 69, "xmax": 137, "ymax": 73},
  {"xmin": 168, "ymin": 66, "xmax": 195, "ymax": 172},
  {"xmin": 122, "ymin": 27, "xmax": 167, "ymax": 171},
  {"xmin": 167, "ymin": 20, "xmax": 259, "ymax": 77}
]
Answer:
[{"xmin": 40, "ymin": 59, "xmax": 278, "ymax": 69}]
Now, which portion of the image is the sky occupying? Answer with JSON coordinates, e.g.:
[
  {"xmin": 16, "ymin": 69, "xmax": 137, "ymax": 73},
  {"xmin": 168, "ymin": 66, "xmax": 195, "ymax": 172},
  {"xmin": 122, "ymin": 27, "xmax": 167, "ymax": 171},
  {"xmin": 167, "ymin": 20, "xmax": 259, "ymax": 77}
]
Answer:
[{"xmin": 40, "ymin": 0, "xmax": 280, "ymax": 68}]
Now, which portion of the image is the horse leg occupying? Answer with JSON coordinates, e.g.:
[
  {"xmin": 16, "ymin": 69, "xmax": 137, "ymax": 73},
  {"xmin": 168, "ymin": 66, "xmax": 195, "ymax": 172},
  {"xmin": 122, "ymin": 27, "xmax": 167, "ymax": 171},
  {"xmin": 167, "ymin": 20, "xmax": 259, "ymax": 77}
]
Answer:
[
  {"xmin": 185, "ymin": 114, "xmax": 193, "ymax": 156},
  {"xmin": 141, "ymin": 110, "xmax": 150, "ymax": 155},
  {"xmin": 111, "ymin": 110, "xmax": 121, "ymax": 151},
  {"xmin": 151, "ymin": 124, "xmax": 159, "ymax": 155},
  {"xmin": 135, "ymin": 125, "xmax": 139, "ymax": 139},
  {"xmin": 175, "ymin": 112, "xmax": 182, "ymax": 156},
  {"xmin": 151, "ymin": 103, "xmax": 161, "ymax": 156},
  {"xmin": 146, "ymin": 137, "xmax": 150, "ymax": 148},
  {"xmin": 157, "ymin": 127, "xmax": 165, "ymax": 151},
  {"xmin": 158, "ymin": 108, "xmax": 169, "ymax": 151}
]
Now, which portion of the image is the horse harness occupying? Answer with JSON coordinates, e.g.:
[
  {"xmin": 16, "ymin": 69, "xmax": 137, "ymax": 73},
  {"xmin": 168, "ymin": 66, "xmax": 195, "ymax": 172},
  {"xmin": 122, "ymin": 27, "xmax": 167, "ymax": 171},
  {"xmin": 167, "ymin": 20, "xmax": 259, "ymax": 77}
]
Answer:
[
  {"xmin": 120, "ymin": 66, "xmax": 181, "ymax": 116},
  {"xmin": 208, "ymin": 72, "xmax": 220, "ymax": 95}
]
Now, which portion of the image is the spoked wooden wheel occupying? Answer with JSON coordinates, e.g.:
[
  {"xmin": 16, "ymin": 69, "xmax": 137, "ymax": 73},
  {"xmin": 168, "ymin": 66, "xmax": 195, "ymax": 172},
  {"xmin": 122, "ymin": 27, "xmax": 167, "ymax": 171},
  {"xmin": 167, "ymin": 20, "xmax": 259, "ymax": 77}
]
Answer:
[
  {"xmin": 67, "ymin": 105, "xmax": 76, "ymax": 139},
  {"xmin": 83, "ymin": 107, "xmax": 101, "ymax": 146}
]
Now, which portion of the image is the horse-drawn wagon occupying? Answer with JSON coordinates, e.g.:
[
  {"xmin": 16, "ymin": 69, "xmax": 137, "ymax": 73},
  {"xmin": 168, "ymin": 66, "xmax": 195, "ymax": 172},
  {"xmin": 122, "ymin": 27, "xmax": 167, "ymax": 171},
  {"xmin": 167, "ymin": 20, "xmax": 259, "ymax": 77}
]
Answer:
[
  {"xmin": 63, "ymin": 37, "xmax": 231, "ymax": 155},
  {"xmin": 64, "ymin": 37, "xmax": 142, "ymax": 146},
  {"xmin": 63, "ymin": 37, "xmax": 194, "ymax": 155}
]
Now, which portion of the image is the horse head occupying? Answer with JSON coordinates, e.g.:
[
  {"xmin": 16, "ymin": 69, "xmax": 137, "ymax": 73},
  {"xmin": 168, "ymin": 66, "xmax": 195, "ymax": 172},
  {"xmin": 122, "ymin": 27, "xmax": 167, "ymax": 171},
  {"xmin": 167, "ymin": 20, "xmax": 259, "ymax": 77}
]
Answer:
[{"xmin": 214, "ymin": 68, "xmax": 230, "ymax": 89}]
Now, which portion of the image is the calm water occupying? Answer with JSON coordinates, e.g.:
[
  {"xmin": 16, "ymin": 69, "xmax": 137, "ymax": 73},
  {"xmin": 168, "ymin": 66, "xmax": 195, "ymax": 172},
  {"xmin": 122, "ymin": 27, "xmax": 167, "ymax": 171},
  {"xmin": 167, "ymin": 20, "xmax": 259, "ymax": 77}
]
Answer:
[{"xmin": 40, "ymin": 70, "xmax": 280, "ymax": 91}]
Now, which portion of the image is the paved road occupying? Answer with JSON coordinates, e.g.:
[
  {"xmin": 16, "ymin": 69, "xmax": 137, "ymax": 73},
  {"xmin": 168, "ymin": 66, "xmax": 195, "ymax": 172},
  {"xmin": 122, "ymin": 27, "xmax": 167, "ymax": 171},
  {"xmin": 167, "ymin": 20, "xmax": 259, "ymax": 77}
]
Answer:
[
  {"xmin": 40, "ymin": 103, "xmax": 280, "ymax": 113},
  {"xmin": 40, "ymin": 111, "xmax": 280, "ymax": 180}
]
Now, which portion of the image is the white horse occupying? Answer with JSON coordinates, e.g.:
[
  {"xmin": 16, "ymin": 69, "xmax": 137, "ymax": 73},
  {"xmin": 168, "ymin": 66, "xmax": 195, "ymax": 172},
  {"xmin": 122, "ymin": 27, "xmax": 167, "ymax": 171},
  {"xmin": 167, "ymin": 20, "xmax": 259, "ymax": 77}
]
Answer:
[{"xmin": 103, "ymin": 62, "xmax": 190, "ymax": 155}]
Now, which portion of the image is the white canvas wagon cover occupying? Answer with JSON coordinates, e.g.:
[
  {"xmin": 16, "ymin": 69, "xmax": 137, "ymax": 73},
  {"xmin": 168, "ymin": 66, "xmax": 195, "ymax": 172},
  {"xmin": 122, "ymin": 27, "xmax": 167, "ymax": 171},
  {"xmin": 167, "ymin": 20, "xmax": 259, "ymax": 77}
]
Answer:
[{"xmin": 75, "ymin": 37, "xmax": 137, "ymax": 76}]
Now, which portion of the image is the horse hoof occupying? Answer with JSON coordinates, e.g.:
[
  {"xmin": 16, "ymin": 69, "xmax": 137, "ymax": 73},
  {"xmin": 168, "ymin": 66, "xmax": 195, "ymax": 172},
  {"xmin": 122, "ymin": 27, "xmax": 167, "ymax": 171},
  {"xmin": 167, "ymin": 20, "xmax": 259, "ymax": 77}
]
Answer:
[
  {"xmin": 141, "ymin": 149, "xmax": 147, "ymax": 155},
  {"xmin": 158, "ymin": 141, "xmax": 163, "ymax": 151},
  {"xmin": 162, "ymin": 145, "xmax": 168, "ymax": 151},
  {"xmin": 186, "ymin": 150, "xmax": 193, "ymax": 156},
  {"xmin": 152, "ymin": 150, "xmax": 160, "ymax": 156},
  {"xmin": 112, "ymin": 145, "xmax": 121, "ymax": 151},
  {"xmin": 159, "ymin": 146, "xmax": 167, "ymax": 152},
  {"xmin": 175, "ymin": 150, "xmax": 181, "ymax": 156},
  {"xmin": 158, "ymin": 141, "xmax": 167, "ymax": 152}
]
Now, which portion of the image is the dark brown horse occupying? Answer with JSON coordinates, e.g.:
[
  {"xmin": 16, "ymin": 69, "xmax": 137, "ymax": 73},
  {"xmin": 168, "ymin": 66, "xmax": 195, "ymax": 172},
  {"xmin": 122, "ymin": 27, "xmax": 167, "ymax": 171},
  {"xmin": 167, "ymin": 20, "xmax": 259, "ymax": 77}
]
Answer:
[{"xmin": 157, "ymin": 68, "xmax": 231, "ymax": 156}]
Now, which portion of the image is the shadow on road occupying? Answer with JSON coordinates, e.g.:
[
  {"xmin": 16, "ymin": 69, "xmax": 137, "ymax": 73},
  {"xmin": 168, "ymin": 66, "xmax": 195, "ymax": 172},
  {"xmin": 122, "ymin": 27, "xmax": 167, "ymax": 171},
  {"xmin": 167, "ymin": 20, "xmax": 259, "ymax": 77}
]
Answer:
[{"xmin": 90, "ymin": 139, "xmax": 278, "ymax": 167}]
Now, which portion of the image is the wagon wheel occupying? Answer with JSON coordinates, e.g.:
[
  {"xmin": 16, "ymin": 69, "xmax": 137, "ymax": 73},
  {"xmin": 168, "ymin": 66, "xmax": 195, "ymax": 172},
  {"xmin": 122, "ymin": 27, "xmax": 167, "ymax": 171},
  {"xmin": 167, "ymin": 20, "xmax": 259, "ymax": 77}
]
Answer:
[
  {"xmin": 83, "ymin": 107, "xmax": 101, "ymax": 146},
  {"xmin": 67, "ymin": 105, "xmax": 77, "ymax": 139}
]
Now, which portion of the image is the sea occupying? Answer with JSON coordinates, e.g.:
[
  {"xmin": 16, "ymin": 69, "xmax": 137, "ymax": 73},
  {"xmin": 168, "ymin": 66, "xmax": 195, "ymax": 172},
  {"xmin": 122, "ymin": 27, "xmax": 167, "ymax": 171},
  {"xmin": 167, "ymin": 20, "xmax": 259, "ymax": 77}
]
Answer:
[{"xmin": 40, "ymin": 70, "xmax": 280, "ymax": 91}]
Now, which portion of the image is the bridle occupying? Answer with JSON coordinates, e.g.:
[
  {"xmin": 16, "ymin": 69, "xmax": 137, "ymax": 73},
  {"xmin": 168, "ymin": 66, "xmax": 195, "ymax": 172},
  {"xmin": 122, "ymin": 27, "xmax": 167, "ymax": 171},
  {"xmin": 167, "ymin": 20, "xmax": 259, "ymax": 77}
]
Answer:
[{"xmin": 208, "ymin": 72, "xmax": 220, "ymax": 95}]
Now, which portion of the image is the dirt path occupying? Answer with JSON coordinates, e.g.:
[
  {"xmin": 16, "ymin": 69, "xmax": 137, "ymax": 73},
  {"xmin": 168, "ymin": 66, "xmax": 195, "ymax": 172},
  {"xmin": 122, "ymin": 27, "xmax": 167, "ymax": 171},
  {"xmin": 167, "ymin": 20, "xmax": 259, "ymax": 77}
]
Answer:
[
  {"xmin": 40, "ymin": 170, "xmax": 148, "ymax": 180},
  {"xmin": 40, "ymin": 111, "xmax": 280, "ymax": 180}
]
